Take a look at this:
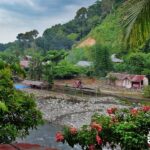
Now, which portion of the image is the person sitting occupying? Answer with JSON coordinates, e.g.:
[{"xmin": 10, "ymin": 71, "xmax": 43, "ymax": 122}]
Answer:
[{"xmin": 73, "ymin": 80, "xmax": 82, "ymax": 89}]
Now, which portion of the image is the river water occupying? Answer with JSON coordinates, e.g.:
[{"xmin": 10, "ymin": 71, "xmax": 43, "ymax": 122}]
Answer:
[{"xmin": 17, "ymin": 122, "xmax": 81, "ymax": 150}]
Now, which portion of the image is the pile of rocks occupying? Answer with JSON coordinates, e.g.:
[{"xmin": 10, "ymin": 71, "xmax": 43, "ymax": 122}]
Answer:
[{"xmin": 36, "ymin": 95, "xmax": 127, "ymax": 128}]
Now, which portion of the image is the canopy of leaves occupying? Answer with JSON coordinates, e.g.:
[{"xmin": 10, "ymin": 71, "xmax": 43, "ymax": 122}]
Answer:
[
  {"xmin": 0, "ymin": 67, "xmax": 43, "ymax": 143},
  {"xmin": 123, "ymin": 0, "xmax": 150, "ymax": 48}
]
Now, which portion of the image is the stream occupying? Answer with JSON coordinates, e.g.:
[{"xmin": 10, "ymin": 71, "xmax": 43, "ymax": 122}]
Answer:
[{"xmin": 17, "ymin": 122, "xmax": 81, "ymax": 150}]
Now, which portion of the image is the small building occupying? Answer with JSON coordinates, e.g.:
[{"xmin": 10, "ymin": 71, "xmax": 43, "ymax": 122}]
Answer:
[
  {"xmin": 111, "ymin": 54, "xmax": 123, "ymax": 63},
  {"xmin": 20, "ymin": 60, "xmax": 30, "ymax": 68},
  {"xmin": 20, "ymin": 55, "xmax": 32, "ymax": 69},
  {"xmin": 76, "ymin": 61, "xmax": 92, "ymax": 67},
  {"xmin": 22, "ymin": 80, "xmax": 48, "ymax": 89},
  {"xmin": 107, "ymin": 73, "xmax": 149, "ymax": 89}
]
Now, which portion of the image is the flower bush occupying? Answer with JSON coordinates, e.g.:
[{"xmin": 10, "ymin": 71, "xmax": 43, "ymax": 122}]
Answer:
[{"xmin": 55, "ymin": 106, "xmax": 150, "ymax": 150}]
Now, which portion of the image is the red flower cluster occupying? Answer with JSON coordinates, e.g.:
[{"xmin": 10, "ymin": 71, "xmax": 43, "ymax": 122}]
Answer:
[
  {"xmin": 130, "ymin": 108, "xmax": 138, "ymax": 116},
  {"xmin": 70, "ymin": 127, "xmax": 77, "ymax": 135},
  {"xmin": 96, "ymin": 135, "xmax": 102, "ymax": 145},
  {"xmin": 55, "ymin": 132, "xmax": 64, "ymax": 142},
  {"xmin": 91, "ymin": 122, "xmax": 102, "ymax": 132},
  {"xmin": 88, "ymin": 144, "xmax": 95, "ymax": 150},
  {"xmin": 107, "ymin": 107, "xmax": 117, "ymax": 115},
  {"xmin": 142, "ymin": 106, "xmax": 150, "ymax": 112}
]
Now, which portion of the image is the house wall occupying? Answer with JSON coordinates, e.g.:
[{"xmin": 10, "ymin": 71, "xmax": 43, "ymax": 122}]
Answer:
[
  {"xmin": 115, "ymin": 80, "xmax": 123, "ymax": 87},
  {"xmin": 123, "ymin": 79, "xmax": 132, "ymax": 89},
  {"xmin": 143, "ymin": 77, "xmax": 149, "ymax": 86}
]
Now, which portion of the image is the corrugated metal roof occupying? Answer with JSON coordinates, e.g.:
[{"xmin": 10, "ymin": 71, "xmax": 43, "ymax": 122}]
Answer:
[
  {"xmin": 111, "ymin": 54, "xmax": 123, "ymax": 63},
  {"xmin": 108, "ymin": 73, "xmax": 146, "ymax": 82},
  {"xmin": 76, "ymin": 61, "xmax": 92, "ymax": 67}
]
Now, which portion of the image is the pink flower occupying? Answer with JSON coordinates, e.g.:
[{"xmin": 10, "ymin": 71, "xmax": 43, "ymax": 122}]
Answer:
[
  {"xmin": 142, "ymin": 106, "xmax": 150, "ymax": 112},
  {"xmin": 55, "ymin": 132, "xmax": 64, "ymax": 142},
  {"xmin": 107, "ymin": 107, "xmax": 117, "ymax": 115},
  {"xmin": 91, "ymin": 122, "xmax": 102, "ymax": 132},
  {"xmin": 89, "ymin": 144, "xmax": 95, "ymax": 150},
  {"xmin": 70, "ymin": 127, "xmax": 77, "ymax": 135},
  {"xmin": 96, "ymin": 135, "xmax": 102, "ymax": 145},
  {"xmin": 130, "ymin": 108, "xmax": 138, "ymax": 116}
]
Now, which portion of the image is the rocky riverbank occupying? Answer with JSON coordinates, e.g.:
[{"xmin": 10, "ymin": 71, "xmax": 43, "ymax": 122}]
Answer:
[{"xmin": 22, "ymin": 88, "xmax": 128, "ymax": 128}]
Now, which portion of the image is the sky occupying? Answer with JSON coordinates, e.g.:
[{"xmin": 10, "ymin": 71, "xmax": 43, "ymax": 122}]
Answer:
[{"xmin": 0, "ymin": 0, "xmax": 96, "ymax": 43}]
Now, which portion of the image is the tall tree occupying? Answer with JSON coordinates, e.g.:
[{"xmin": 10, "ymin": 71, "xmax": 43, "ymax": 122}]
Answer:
[{"xmin": 91, "ymin": 45, "xmax": 112, "ymax": 76}]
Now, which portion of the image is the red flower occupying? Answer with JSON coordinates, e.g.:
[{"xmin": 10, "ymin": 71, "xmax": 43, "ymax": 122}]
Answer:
[
  {"xmin": 55, "ymin": 132, "xmax": 64, "ymax": 142},
  {"xmin": 70, "ymin": 127, "xmax": 77, "ymax": 135},
  {"xmin": 91, "ymin": 122, "xmax": 102, "ymax": 132},
  {"xmin": 130, "ymin": 108, "xmax": 138, "ymax": 116},
  {"xmin": 96, "ymin": 135, "xmax": 102, "ymax": 145},
  {"xmin": 142, "ymin": 106, "xmax": 150, "ymax": 112},
  {"xmin": 107, "ymin": 107, "xmax": 117, "ymax": 115},
  {"xmin": 89, "ymin": 144, "xmax": 95, "ymax": 150}
]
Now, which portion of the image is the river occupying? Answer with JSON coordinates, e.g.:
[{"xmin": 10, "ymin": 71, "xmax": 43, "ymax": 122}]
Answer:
[{"xmin": 17, "ymin": 122, "xmax": 81, "ymax": 150}]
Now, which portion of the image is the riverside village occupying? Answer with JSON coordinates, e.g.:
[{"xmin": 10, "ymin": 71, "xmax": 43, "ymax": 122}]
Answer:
[{"xmin": 0, "ymin": 0, "xmax": 150, "ymax": 150}]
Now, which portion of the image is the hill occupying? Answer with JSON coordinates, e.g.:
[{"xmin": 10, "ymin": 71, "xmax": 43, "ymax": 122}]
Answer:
[{"xmin": 76, "ymin": 2, "xmax": 125, "ymax": 54}]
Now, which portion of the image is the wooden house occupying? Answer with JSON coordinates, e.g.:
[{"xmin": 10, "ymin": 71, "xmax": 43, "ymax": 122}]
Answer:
[{"xmin": 107, "ymin": 73, "xmax": 149, "ymax": 89}]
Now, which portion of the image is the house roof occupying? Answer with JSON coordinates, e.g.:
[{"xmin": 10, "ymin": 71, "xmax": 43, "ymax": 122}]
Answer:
[
  {"xmin": 108, "ymin": 73, "xmax": 146, "ymax": 82},
  {"xmin": 20, "ymin": 60, "xmax": 30, "ymax": 68},
  {"xmin": 111, "ymin": 54, "xmax": 123, "ymax": 63},
  {"xmin": 131, "ymin": 75, "xmax": 145, "ymax": 82},
  {"xmin": 108, "ymin": 73, "xmax": 128, "ymax": 80},
  {"xmin": 22, "ymin": 80, "xmax": 44, "ymax": 86},
  {"xmin": 76, "ymin": 61, "xmax": 92, "ymax": 67}
]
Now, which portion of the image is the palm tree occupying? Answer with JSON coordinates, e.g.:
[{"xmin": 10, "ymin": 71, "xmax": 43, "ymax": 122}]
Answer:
[{"xmin": 123, "ymin": 0, "xmax": 150, "ymax": 47}]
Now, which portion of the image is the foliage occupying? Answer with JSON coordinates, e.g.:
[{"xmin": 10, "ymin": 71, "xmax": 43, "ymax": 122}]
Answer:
[
  {"xmin": 91, "ymin": 45, "xmax": 113, "ymax": 76},
  {"xmin": 0, "ymin": 52, "xmax": 19, "ymax": 64},
  {"xmin": 28, "ymin": 50, "xmax": 81, "ymax": 84},
  {"xmin": 125, "ymin": 52, "xmax": 146, "ymax": 74},
  {"xmin": 123, "ymin": 0, "xmax": 150, "ymax": 48},
  {"xmin": 17, "ymin": 30, "xmax": 39, "ymax": 50},
  {"xmin": 56, "ymin": 106, "xmax": 150, "ymax": 150},
  {"xmin": 89, "ymin": 5, "xmax": 125, "ymax": 54},
  {"xmin": 35, "ymin": 0, "xmax": 123, "ymax": 52},
  {"xmin": 28, "ymin": 53, "xmax": 43, "ymax": 80},
  {"xmin": 143, "ymin": 86, "xmax": 150, "ymax": 98},
  {"xmin": 0, "ymin": 53, "xmax": 26, "ymax": 78},
  {"xmin": 54, "ymin": 61, "xmax": 82, "ymax": 79},
  {"xmin": 0, "ymin": 67, "xmax": 43, "ymax": 143},
  {"xmin": 114, "ymin": 52, "xmax": 150, "ymax": 79},
  {"xmin": 67, "ymin": 48, "xmax": 89, "ymax": 64}
]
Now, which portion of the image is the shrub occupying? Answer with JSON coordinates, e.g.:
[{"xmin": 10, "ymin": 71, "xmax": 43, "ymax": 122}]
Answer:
[
  {"xmin": 56, "ymin": 106, "xmax": 150, "ymax": 150},
  {"xmin": 54, "ymin": 61, "xmax": 82, "ymax": 79},
  {"xmin": 0, "ymin": 68, "xmax": 43, "ymax": 143},
  {"xmin": 144, "ymin": 86, "xmax": 150, "ymax": 98}
]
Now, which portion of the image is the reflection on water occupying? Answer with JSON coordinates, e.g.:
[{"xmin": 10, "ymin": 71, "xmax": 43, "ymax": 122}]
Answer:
[{"xmin": 17, "ymin": 122, "xmax": 81, "ymax": 150}]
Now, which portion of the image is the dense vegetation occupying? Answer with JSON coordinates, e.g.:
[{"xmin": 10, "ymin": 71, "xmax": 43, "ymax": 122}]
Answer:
[
  {"xmin": 0, "ymin": 62, "xmax": 43, "ymax": 143},
  {"xmin": 0, "ymin": 0, "xmax": 125, "ymax": 52},
  {"xmin": 56, "ymin": 106, "xmax": 150, "ymax": 150}
]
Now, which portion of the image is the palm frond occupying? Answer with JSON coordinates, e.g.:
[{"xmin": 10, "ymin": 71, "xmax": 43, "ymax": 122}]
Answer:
[{"xmin": 123, "ymin": 0, "xmax": 150, "ymax": 48}]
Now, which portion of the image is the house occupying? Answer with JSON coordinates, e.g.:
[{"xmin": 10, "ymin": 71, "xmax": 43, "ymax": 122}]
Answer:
[
  {"xmin": 76, "ymin": 61, "xmax": 92, "ymax": 67},
  {"xmin": 20, "ymin": 55, "xmax": 32, "ymax": 69},
  {"xmin": 107, "ymin": 73, "xmax": 149, "ymax": 89},
  {"xmin": 111, "ymin": 54, "xmax": 123, "ymax": 63}
]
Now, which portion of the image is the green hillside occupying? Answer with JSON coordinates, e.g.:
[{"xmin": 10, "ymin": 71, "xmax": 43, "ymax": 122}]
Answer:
[{"xmin": 89, "ymin": 7, "xmax": 124, "ymax": 54}]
